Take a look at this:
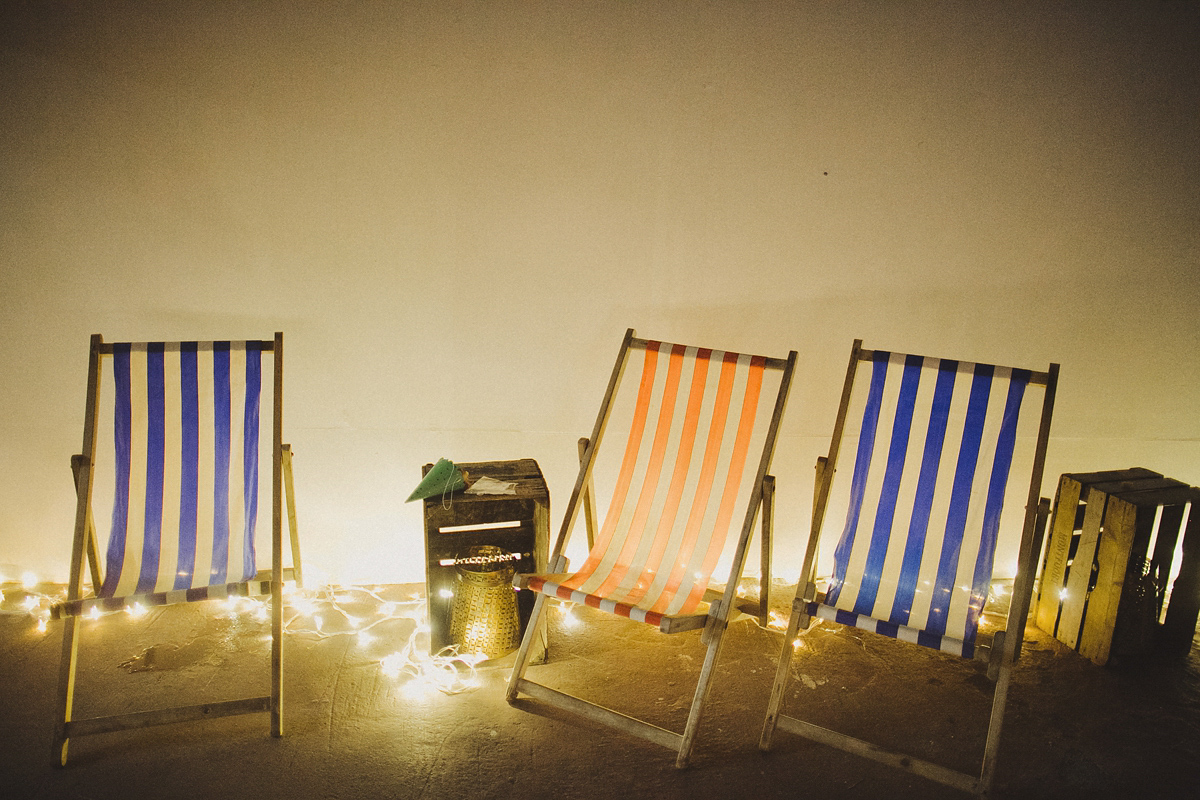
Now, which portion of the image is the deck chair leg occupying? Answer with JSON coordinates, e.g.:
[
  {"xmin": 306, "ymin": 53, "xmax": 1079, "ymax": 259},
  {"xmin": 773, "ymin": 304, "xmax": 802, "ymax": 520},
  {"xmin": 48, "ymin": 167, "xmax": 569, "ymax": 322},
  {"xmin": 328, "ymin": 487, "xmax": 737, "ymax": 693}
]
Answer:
[
  {"xmin": 52, "ymin": 614, "xmax": 82, "ymax": 766},
  {"xmin": 760, "ymin": 600, "xmax": 808, "ymax": 751},
  {"xmin": 270, "ymin": 332, "xmax": 284, "ymax": 738},
  {"xmin": 676, "ymin": 621, "xmax": 729, "ymax": 768},
  {"xmin": 578, "ymin": 438, "xmax": 599, "ymax": 551},
  {"xmin": 70, "ymin": 455, "xmax": 103, "ymax": 593},
  {"xmin": 506, "ymin": 590, "xmax": 551, "ymax": 703},
  {"xmin": 282, "ymin": 444, "xmax": 303, "ymax": 588},
  {"xmin": 978, "ymin": 658, "xmax": 1016, "ymax": 795},
  {"xmin": 758, "ymin": 475, "xmax": 775, "ymax": 628}
]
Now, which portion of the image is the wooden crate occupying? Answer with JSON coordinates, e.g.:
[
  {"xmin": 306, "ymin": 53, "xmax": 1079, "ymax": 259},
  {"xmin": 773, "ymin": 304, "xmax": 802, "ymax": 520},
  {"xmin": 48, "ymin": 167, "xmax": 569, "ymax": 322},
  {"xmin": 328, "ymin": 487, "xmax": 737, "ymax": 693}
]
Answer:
[
  {"xmin": 422, "ymin": 458, "xmax": 548, "ymax": 662},
  {"xmin": 1035, "ymin": 468, "xmax": 1200, "ymax": 664}
]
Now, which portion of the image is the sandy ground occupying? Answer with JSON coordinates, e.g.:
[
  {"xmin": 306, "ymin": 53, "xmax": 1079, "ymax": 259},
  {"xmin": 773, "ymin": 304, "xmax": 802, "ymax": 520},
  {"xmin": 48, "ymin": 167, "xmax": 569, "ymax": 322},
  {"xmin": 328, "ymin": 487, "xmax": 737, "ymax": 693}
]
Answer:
[{"xmin": 2, "ymin": 583, "xmax": 1197, "ymax": 799}]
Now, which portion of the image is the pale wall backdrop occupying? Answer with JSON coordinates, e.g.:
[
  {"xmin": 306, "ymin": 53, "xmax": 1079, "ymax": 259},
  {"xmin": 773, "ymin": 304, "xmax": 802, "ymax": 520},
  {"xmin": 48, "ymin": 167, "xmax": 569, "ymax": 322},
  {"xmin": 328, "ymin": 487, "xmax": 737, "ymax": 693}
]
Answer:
[{"xmin": 2, "ymin": 1, "xmax": 1197, "ymax": 586}]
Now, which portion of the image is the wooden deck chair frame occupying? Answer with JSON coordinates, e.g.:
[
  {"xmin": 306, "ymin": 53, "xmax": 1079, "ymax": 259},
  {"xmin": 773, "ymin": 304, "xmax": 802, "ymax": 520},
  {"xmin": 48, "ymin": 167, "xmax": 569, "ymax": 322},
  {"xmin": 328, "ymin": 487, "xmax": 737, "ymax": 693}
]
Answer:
[
  {"xmin": 760, "ymin": 340, "xmax": 1058, "ymax": 797},
  {"xmin": 506, "ymin": 329, "xmax": 797, "ymax": 768},
  {"xmin": 52, "ymin": 332, "xmax": 302, "ymax": 767}
]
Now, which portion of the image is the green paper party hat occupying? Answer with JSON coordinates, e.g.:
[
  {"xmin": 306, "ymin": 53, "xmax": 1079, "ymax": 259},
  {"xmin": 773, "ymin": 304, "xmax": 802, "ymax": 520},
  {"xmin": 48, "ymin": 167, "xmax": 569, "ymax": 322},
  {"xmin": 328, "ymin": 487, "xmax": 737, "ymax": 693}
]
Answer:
[{"xmin": 406, "ymin": 458, "xmax": 466, "ymax": 502}]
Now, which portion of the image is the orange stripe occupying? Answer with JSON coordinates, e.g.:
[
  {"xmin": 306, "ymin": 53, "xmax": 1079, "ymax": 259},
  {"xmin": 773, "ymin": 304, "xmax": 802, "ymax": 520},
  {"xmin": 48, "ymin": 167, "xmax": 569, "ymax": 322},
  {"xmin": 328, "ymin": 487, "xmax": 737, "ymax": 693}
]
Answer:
[
  {"xmin": 622, "ymin": 347, "xmax": 712, "ymax": 605},
  {"xmin": 563, "ymin": 343, "xmax": 661, "ymax": 590},
  {"xmin": 592, "ymin": 343, "xmax": 686, "ymax": 597},
  {"xmin": 648, "ymin": 351, "xmax": 739, "ymax": 613},
  {"xmin": 678, "ymin": 355, "xmax": 766, "ymax": 613}
]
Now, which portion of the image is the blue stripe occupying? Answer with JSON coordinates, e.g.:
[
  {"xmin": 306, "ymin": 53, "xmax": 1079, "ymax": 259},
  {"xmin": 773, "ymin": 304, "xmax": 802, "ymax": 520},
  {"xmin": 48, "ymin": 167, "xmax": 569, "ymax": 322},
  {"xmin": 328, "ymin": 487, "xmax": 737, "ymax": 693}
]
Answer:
[
  {"xmin": 926, "ymin": 364, "xmax": 993, "ymax": 636},
  {"xmin": 889, "ymin": 359, "xmax": 957, "ymax": 624},
  {"xmin": 175, "ymin": 343, "xmax": 199, "ymax": 589},
  {"xmin": 102, "ymin": 345, "xmax": 133, "ymax": 598},
  {"xmin": 827, "ymin": 351, "xmax": 889, "ymax": 607},
  {"xmin": 241, "ymin": 344, "xmax": 262, "ymax": 581},
  {"xmin": 853, "ymin": 355, "xmax": 922, "ymax": 615},
  {"xmin": 917, "ymin": 630, "xmax": 945, "ymax": 650},
  {"xmin": 136, "ymin": 344, "xmax": 166, "ymax": 592},
  {"xmin": 964, "ymin": 369, "xmax": 1029, "ymax": 642},
  {"xmin": 211, "ymin": 343, "xmax": 231, "ymax": 583}
]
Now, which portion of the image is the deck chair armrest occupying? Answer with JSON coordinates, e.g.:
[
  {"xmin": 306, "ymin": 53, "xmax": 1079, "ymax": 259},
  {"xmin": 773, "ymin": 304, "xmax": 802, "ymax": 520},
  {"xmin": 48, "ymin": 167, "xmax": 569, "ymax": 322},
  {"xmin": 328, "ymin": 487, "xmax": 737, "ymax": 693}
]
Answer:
[{"xmin": 512, "ymin": 572, "xmax": 573, "ymax": 590}]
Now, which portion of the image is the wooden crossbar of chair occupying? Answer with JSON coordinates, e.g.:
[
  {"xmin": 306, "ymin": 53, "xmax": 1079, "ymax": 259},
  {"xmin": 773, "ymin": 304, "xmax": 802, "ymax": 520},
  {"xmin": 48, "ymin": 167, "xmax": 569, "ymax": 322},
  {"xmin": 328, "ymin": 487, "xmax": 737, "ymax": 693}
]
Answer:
[
  {"xmin": 760, "ymin": 339, "xmax": 1058, "ymax": 796},
  {"xmin": 52, "ymin": 333, "xmax": 302, "ymax": 766},
  {"xmin": 506, "ymin": 328, "xmax": 797, "ymax": 767}
]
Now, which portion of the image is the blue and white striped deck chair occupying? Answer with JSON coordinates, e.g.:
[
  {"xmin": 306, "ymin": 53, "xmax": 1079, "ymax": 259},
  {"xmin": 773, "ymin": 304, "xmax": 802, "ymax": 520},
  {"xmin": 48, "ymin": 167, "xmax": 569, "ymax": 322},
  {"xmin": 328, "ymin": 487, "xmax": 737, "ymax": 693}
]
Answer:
[
  {"xmin": 761, "ymin": 340, "xmax": 1058, "ymax": 797},
  {"xmin": 52, "ymin": 333, "xmax": 302, "ymax": 766}
]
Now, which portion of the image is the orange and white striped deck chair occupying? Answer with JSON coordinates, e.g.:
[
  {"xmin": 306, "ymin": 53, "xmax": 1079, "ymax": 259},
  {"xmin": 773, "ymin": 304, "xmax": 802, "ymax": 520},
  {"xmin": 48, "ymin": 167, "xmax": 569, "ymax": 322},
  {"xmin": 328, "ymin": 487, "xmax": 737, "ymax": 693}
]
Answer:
[
  {"xmin": 51, "ymin": 333, "xmax": 302, "ymax": 766},
  {"xmin": 506, "ymin": 329, "xmax": 796, "ymax": 767},
  {"xmin": 760, "ymin": 340, "xmax": 1058, "ymax": 796}
]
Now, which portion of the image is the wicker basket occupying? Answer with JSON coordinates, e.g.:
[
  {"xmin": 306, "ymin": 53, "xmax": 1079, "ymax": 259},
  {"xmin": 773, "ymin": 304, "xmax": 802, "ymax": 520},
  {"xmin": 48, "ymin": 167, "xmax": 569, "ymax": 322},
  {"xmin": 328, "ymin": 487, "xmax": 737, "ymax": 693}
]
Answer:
[{"xmin": 450, "ymin": 545, "xmax": 521, "ymax": 659}]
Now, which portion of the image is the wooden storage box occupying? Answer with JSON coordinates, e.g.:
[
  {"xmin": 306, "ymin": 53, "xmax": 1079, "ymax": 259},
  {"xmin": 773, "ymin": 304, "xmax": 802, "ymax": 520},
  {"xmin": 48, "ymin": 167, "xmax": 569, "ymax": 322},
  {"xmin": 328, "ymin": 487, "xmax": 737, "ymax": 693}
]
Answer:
[
  {"xmin": 1035, "ymin": 468, "xmax": 1200, "ymax": 664},
  {"xmin": 422, "ymin": 458, "xmax": 548, "ymax": 662}
]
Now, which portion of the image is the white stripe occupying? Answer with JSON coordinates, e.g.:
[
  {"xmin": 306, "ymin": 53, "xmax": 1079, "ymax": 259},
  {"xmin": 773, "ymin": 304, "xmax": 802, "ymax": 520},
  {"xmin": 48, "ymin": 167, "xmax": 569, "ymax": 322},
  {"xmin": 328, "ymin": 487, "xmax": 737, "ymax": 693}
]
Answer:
[{"xmin": 194, "ymin": 348, "xmax": 216, "ymax": 586}]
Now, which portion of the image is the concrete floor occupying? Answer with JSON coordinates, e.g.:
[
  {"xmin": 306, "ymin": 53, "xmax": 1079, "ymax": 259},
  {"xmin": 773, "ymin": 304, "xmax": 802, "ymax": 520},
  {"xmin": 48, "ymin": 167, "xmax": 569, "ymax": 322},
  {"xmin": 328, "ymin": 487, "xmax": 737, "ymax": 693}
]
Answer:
[{"xmin": 2, "ymin": 583, "xmax": 1198, "ymax": 799}]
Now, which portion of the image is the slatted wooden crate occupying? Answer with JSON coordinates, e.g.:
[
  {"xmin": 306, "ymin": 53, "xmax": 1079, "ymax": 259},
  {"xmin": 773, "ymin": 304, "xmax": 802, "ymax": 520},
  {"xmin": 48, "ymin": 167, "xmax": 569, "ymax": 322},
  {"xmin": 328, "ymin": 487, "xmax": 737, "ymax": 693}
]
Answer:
[
  {"xmin": 422, "ymin": 458, "xmax": 548, "ymax": 662},
  {"xmin": 1035, "ymin": 468, "xmax": 1200, "ymax": 665}
]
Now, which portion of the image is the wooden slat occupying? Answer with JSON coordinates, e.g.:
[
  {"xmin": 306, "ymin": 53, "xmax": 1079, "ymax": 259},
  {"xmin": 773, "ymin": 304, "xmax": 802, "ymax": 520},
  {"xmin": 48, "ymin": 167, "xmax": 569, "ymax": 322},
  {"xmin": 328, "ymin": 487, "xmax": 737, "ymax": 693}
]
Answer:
[
  {"xmin": 627, "ymin": 336, "xmax": 792, "ymax": 370},
  {"xmin": 270, "ymin": 331, "xmax": 283, "ymax": 738},
  {"xmin": 515, "ymin": 679, "xmax": 683, "ymax": 752},
  {"xmin": 64, "ymin": 696, "xmax": 271, "ymax": 738},
  {"xmin": 96, "ymin": 340, "xmax": 276, "ymax": 354},
  {"xmin": 1079, "ymin": 495, "xmax": 1137, "ymax": 664},
  {"xmin": 856, "ymin": 346, "xmax": 1055, "ymax": 386},
  {"xmin": 1058, "ymin": 491, "xmax": 1106, "ymax": 649},
  {"xmin": 1036, "ymin": 475, "xmax": 1082, "ymax": 634},
  {"xmin": 1162, "ymin": 504, "xmax": 1200, "ymax": 655},
  {"xmin": 1065, "ymin": 467, "xmax": 1161, "ymax": 485},
  {"xmin": 775, "ymin": 715, "xmax": 979, "ymax": 794}
]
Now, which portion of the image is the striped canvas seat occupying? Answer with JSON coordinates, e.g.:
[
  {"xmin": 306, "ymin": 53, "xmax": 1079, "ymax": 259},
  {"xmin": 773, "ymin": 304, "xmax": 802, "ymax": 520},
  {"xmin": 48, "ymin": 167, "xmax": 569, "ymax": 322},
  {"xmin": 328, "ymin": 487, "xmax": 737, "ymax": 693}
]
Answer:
[
  {"xmin": 52, "ymin": 334, "xmax": 300, "ymax": 766},
  {"xmin": 814, "ymin": 352, "xmax": 1039, "ymax": 659},
  {"xmin": 761, "ymin": 340, "xmax": 1058, "ymax": 796},
  {"xmin": 508, "ymin": 330, "xmax": 796, "ymax": 768}
]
